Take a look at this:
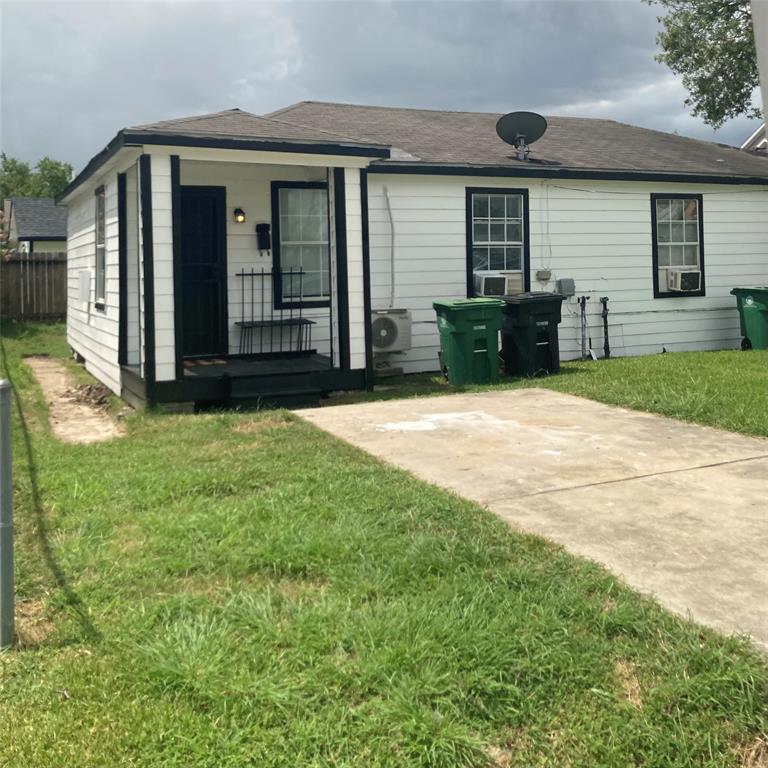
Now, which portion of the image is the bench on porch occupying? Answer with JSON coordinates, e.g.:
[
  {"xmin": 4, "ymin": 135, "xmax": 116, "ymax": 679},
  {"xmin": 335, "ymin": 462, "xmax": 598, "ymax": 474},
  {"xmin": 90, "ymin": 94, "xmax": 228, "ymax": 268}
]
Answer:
[{"xmin": 235, "ymin": 316, "xmax": 315, "ymax": 355}]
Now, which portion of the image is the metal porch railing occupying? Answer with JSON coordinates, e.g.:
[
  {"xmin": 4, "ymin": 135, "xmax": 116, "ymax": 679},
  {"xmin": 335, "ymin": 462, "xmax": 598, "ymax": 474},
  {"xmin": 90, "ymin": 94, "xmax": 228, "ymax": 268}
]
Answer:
[{"xmin": 234, "ymin": 268, "xmax": 315, "ymax": 355}]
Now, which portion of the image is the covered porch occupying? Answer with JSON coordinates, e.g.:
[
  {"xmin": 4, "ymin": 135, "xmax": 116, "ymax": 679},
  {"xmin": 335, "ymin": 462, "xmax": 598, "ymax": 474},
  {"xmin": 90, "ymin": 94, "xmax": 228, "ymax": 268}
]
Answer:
[{"xmin": 117, "ymin": 141, "xmax": 382, "ymax": 408}]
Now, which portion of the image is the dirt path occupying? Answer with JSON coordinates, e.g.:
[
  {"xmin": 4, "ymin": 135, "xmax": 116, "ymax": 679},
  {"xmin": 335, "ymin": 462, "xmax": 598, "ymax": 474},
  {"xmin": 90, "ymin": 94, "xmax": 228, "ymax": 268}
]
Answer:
[{"xmin": 25, "ymin": 356, "xmax": 123, "ymax": 444}]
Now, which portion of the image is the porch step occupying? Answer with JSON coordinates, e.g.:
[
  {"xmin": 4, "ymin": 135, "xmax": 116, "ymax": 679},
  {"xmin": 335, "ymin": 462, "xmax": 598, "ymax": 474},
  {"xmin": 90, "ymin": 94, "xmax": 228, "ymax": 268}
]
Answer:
[{"xmin": 229, "ymin": 388, "xmax": 322, "ymax": 410}]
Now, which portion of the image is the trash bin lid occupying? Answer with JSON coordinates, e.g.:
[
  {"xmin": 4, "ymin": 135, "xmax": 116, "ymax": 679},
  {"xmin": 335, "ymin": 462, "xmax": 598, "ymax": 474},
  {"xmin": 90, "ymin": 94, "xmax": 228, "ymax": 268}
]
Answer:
[
  {"xmin": 433, "ymin": 298, "xmax": 505, "ymax": 310},
  {"xmin": 731, "ymin": 287, "xmax": 768, "ymax": 296},
  {"xmin": 501, "ymin": 292, "xmax": 564, "ymax": 304}
]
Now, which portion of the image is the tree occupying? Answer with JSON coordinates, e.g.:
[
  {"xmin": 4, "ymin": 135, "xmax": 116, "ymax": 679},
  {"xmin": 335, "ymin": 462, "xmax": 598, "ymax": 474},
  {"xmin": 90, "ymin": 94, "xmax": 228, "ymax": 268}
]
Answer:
[
  {"xmin": 0, "ymin": 154, "xmax": 33, "ymax": 199},
  {"xmin": 29, "ymin": 157, "xmax": 74, "ymax": 198},
  {"xmin": 0, "ymin": 153, "xmax": 73, "ymax": 200},
  {"xmin": 647, "ymin": 0, "xmax": 761, "ymax": 128}
]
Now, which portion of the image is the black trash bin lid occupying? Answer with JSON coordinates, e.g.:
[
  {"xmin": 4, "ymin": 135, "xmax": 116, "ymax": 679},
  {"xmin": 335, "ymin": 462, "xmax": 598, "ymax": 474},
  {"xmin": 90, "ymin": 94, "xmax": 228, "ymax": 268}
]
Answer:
[{"xmin": 502, "ymin": 292, "xmax": 564, "ymax": 304}]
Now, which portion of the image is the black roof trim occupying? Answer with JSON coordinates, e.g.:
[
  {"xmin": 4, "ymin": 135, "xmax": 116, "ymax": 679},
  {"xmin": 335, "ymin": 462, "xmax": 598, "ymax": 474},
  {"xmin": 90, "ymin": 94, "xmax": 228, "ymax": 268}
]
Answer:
[
  {"xmin": 56, "ymin": 132, "xmax": 126, "ymax": 203},
  {"xmin": 124, "ymin": 131, "xmax": 390, "ymax": 158},
  {"xmin": 58, "ymin": 130, "xmax": 390, "ymax": 202},
  {"xmin": 367, "ymin": 162, "xmax": 768, "ymax": 186}
]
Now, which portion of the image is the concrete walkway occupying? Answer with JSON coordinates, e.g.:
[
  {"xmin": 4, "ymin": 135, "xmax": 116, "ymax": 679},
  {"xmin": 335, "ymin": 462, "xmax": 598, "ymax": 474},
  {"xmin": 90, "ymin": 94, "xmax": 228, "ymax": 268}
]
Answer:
[{"xmin": 301, "ymin": 390, "xmax": 768, "ymax": 648}]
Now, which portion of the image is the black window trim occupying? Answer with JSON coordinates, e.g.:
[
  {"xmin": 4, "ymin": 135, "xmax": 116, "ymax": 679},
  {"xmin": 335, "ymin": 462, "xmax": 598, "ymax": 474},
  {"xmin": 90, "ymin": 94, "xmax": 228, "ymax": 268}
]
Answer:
[
  {"xmin": 650, "ymin": 192, "xmax": 706, "ymax": 299},
  {"xmin": 271, "ymin": 179, "xmax": 331, "ymax": 310},
  {"xmin": 465, "ymin": 186, "xmax": 531, "ymax": 297},
  {"xmin": 94, "ymin": 184, "xmax": 107, "ymax": 311}
]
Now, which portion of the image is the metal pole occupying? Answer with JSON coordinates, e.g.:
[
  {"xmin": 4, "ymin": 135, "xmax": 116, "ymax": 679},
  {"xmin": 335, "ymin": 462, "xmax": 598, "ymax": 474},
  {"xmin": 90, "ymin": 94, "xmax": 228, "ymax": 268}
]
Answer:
[
  {"xmin": 0, "ymin": 379, "xmax": 14, "ymax": 648},
  {"xmin": 600, "ymin": 296, "xmax": 611, "ymax": 359}
]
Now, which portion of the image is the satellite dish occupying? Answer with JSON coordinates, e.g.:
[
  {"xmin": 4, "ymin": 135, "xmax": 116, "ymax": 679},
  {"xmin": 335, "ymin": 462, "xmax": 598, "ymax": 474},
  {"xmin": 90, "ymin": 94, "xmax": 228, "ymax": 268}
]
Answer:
[{"xmin": 496, "ymin": 111, "xmax": 547, "ymax": 161}]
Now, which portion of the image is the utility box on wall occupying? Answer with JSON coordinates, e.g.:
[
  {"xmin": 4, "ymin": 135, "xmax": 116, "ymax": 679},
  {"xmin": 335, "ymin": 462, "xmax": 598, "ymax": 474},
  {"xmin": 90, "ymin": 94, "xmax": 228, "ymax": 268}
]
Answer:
[{"xmin": 556, "ymin": 278, "xmax": 575, "ymax": 298}]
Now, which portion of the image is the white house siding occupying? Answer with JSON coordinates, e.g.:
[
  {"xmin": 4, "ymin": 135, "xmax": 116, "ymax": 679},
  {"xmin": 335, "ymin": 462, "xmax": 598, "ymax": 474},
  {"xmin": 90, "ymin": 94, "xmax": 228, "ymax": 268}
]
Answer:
[
  {"xmin": 179, "ymin": 159, "xmax": 333, "ymax": 357},
  {"xmin": 366, "ymin": 174, "xmax": 768, "ymax": 373},
  {"xmin": 66, "ymin": 172, "xmax": 122, "ymax": 393}
]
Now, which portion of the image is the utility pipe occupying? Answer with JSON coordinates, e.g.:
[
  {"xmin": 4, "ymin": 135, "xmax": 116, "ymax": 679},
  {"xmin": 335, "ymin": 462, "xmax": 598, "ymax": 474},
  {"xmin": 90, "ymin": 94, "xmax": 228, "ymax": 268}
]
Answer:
[{"xmin": 383, "ymin": 185, "xmax": 396, "ymax": 309}]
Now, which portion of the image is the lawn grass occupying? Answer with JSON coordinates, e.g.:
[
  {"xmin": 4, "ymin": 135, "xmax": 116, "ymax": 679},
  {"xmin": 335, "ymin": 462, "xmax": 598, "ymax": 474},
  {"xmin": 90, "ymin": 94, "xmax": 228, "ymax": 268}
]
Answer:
[
  {"xmin": 0, "ymin": 322, "xmax": 767, "ymax": 767},
  {"xmin": 333, "ymin": 350, "xmax": 768, "ymax": 438}
]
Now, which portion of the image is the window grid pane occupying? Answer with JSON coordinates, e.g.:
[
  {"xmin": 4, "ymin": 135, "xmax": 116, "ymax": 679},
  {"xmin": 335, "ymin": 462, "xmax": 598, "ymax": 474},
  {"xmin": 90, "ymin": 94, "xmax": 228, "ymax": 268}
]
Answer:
[
  {"xmin": 94, "ymin": 187, "xmax": 106, "ymax": 304},
  {"xmin": 471, "ymin": 193, "xmax": 525, "ymax": 275},
  {"xmin": 655, "ymin": 197, "xmax": 702, "ymax": 285},
  {"xmin": 278, "ymin": 187, "xmax": 330, "ymax": 301}
]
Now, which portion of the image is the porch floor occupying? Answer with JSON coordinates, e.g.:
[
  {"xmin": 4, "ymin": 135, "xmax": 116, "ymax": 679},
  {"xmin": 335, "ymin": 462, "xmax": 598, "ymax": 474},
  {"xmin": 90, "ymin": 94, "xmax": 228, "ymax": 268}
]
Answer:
[{"xmin": 183, "ymin": 354, "xmax": 332, "ymax": 379}]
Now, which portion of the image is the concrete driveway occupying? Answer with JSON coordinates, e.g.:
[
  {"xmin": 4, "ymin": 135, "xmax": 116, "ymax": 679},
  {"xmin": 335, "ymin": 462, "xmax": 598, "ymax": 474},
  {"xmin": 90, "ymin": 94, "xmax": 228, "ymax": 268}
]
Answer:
[{"xmin": 301, "ymin": 390, "xmax": 768, "ymax": 648}]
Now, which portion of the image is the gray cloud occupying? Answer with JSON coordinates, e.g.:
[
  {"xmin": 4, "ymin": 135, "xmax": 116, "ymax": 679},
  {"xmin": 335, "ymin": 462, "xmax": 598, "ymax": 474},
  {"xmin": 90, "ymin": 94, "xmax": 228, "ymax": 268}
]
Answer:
[{"xmin": 1, "ymin": 0, "xmax": 761, "ymax": 172}]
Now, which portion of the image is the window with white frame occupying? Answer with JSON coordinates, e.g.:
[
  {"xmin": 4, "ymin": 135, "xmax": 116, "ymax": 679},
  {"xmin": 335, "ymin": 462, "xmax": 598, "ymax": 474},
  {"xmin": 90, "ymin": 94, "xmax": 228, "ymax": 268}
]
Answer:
[
  {"xmin": 652, "ymin": 195, "xmax": 705, "ymax": 296},
  {"xmin": 94, "ymin": 186, "xmax": 106, "ymax": 307},
  {"xmin": 469, "ymin": 190, "xmax": 526, "ymax": 281},
  {"xmin": 275, "ymin": 184, "xmax": 330, "ymax": 305}
]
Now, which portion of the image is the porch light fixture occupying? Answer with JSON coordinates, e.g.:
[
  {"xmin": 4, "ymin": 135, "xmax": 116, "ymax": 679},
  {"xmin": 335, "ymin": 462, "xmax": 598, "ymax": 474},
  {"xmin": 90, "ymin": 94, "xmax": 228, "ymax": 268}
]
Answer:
[{"xmin": 233, "ymin": 208, "xmax": 246, "ymax": 223}]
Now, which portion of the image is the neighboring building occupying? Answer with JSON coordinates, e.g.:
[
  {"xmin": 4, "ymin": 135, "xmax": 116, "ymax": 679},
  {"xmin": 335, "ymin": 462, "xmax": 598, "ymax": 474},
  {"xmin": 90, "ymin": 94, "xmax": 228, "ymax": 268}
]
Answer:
[
  {"xmin": 753, "ymin": 0, "xmax": 768, "ymax": 127},
  {"xmin": 3, "ymin": 197, "xmax": 67, "ymax": 253},
  {"xmin": 57, "ymin": 103, "xmax": 768, "ymax": 408},
  {"xmin": 746, "ymin": 1, "xmax": 768, "ymax": 152},
  {"xmin": 742, "ymin": 124, "xmax": 766, "ymax": 151}
]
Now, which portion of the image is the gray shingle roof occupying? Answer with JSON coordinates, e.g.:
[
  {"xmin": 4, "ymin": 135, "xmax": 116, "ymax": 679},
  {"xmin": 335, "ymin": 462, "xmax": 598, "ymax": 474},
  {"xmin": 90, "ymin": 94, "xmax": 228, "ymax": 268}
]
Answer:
[
  {"xmin": 130, "ymin": 108, "xmax": 386, "ymax": 149},
  {"xmin": 10, "ymin": 197, "xmax": 67, "ymax": 239},
  {"xmin": 267, "ymin": 101, "xmax": 768, "ymax": 178}
]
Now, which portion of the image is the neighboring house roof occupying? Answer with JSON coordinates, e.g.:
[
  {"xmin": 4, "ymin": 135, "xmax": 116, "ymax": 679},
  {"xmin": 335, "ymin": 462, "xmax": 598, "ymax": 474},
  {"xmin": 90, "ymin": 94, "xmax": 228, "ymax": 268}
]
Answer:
[
  {"xmin": 8, "ymin": 197, "xmax": 67, "ymax": 240},
  {"xmin": 268, "ymin": 101, "xmax": 768, "ymax": 179},
  {"xmin": 741, "ymin": 123, "xmax": 767, "ymax": 151}
]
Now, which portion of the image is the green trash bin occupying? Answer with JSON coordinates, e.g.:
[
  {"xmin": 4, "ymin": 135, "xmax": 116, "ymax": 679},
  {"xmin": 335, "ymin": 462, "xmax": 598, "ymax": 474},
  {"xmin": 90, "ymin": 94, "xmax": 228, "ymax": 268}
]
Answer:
[
  {"xmin": 730, "ymin": 287, "xmax": 768, "ymax": 350},
  {"xmin": 433, "ymin": 298, "xmax": 503, "ymax": 385}
]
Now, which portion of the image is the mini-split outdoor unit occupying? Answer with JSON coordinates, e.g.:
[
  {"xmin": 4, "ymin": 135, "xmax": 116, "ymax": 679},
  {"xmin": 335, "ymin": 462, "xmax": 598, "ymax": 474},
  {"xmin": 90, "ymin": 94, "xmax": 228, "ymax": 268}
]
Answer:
[
  {"xmin": 371, "ymin": 309, "xmax": 412, "ymax": 353},
  {"xmin": 474, "ymin": 273, "xmax": 524, "ymax": 297},
  {"xmin": 667, "ymin": 269, "xmax": 702, "ymax": 292}
]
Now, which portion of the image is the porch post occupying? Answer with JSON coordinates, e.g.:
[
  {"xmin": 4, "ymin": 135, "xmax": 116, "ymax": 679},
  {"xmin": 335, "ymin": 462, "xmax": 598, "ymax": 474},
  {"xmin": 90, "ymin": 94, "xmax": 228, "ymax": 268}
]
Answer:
[
  {"xmin": 333, "ymin": 167, "xmax": 368, "ymax": 374},
  {"xmin": 138, "ymin": 155, "xmax": 155, "ymax": 390},
  {"xmin": 139, "ymin": 153, "xmax": 176, "ymax": 390}
]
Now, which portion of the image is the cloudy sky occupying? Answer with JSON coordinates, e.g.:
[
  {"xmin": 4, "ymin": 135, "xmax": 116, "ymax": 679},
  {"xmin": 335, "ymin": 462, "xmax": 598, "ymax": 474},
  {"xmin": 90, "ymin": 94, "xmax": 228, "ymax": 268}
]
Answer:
[{"xmin": 1, "ymin": 0, "xmax": 762, "ymax": 173}]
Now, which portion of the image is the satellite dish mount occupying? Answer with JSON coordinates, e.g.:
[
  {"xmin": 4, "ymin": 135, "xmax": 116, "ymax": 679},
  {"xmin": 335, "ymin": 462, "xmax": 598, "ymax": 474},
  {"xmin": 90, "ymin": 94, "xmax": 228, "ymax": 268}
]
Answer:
[{"xmin": 496, "ymin": 111, "xmax": 548, "ymax": 161}]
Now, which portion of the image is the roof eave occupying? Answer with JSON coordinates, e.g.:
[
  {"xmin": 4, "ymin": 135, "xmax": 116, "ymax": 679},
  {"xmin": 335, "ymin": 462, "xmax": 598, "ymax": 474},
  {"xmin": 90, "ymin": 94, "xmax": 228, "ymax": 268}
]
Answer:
[
  {"xmin": 367, "ymin": 161, "xmax": 768, "ymax": 186},
  {"xmin": 58, "ymin": 129, "xmax": 391, "ymax": 203},
  {"xmin": 123, "ymin": 130, "xmax": 390, "ymax": 158}
]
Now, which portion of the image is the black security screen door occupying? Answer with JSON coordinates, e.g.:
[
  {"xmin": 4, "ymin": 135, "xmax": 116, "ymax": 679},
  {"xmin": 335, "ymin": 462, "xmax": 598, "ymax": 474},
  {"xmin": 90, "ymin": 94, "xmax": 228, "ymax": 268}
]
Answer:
[{"xmin": 179, "ymin": 186, "xmax": 228, "ymax": 357}]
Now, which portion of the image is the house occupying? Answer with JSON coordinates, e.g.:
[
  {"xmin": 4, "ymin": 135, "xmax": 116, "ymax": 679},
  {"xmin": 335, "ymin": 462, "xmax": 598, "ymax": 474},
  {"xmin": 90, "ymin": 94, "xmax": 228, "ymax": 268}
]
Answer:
[
  {"xmin": 3, "ymin": 197, "xmax": 67, "ymax": 253},
  {"xmin": 57, "ymin": 103, "xmax": 768, "ymax": 409},
  {"xmin": 742, "ymin": 124, "xmax": 766, "ymax": 152}
]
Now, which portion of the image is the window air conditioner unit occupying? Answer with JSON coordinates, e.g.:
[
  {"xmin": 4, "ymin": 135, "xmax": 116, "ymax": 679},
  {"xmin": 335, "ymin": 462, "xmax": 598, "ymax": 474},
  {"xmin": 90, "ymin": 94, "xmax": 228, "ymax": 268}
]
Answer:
[
  {"xmin": 371, "ymin": 309, "xmax": 412, "ymax": 353},
  {"xmin": 474, "ymin": 273, "xmax": 523, "ymax": 297},
  {"xmin": 667, "ymin": 269, "xmax": 701, "ymax": 292}
]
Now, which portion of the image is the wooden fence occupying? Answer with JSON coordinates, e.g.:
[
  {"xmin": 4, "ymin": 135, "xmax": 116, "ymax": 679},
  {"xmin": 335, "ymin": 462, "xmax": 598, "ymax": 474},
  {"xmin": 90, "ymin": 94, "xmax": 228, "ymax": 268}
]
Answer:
[{"xmin": 0, "ymin": 252, "xmax": 67, "ymax": 321}]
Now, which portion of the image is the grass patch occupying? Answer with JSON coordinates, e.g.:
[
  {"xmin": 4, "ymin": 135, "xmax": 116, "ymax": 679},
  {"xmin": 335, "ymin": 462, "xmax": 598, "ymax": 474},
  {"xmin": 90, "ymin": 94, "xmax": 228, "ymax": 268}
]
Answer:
[{"xmin": 0, "ymin": 323, "xmax": 766, "ymax": 766}]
